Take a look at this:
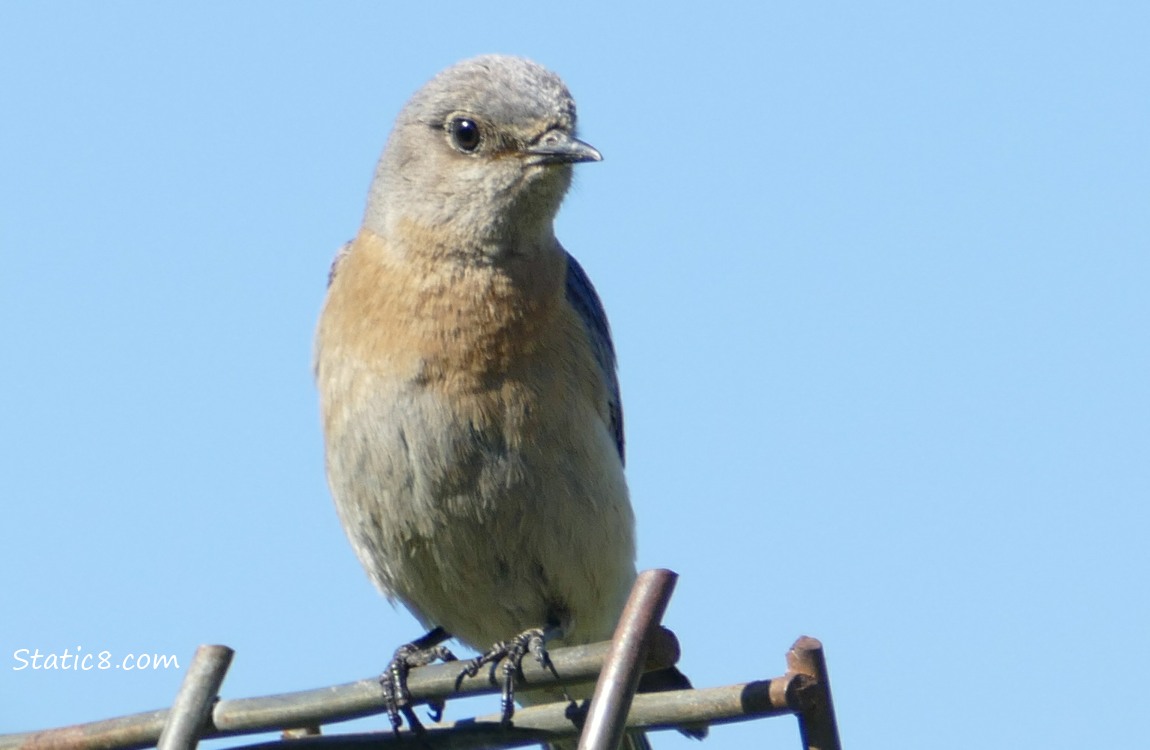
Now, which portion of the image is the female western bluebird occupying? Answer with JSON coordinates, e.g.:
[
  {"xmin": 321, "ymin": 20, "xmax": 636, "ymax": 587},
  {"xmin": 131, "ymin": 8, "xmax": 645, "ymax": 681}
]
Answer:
[{"xmin": 315, "ymin": 55, "xmax": 697, "ymax": 749}]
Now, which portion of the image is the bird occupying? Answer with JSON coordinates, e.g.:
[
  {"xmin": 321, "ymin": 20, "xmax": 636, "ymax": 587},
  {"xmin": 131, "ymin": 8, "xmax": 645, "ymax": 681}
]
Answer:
[{"xmin": 314, "ymin": 54, "xmax": 700, "ymax": 749}]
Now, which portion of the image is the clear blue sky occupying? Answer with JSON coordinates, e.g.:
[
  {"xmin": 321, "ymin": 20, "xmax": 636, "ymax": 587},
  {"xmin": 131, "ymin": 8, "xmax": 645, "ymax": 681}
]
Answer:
[{"xmin": 2, "ymin": 3, "xmax": 1147, "ymax": 748}]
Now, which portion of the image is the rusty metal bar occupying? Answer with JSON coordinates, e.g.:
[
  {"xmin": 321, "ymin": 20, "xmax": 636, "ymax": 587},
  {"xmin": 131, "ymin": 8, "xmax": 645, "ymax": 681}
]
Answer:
[
  {"xmin": 1, "ymin": 641, "xmax": 833, "ymax": 750},
  {"xmin": 1, "ymin": 714, "xmax": 170, "ymax": 750},
  {"xmin": 210, "ymin": 676, "xmax": 810, "ymax": 750},
  {"xmin": 786, "ymin": 636, "xmax": 842, "ymax": 750},
  {"xmin": 0, "ymin": 632, "xmax": 682, "ymax": 750},
  {"xmin": 578, "ymin": 569, "xmax": 678, "ymax": 750},
  {"xmin": 156, "ymin": 645, "xmax": 234, "ymax": 750}
]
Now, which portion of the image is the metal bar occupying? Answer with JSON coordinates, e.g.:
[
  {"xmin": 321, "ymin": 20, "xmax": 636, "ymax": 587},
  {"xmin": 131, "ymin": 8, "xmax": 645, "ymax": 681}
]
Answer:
[
  {"xmin": 785, "ymin": 636, "xmax": 842, "ymax": 750},
  {"xmin": 213, "ymin": 677, "xmax": 809, "ymax": 750},
  {"xmin": 0, "ymin": 632, "xmax": 682, "ymax": 750},
  {"xmin": 578, "ymin": 569, "xmax": 678, "ymax": 750},
  {"xmin": 156, "ymin": 645, "xmax": 235, "ymax": 750},
  {"xmin": 0, "ymin": 714, "xmax": 170, "ymax": 750}
]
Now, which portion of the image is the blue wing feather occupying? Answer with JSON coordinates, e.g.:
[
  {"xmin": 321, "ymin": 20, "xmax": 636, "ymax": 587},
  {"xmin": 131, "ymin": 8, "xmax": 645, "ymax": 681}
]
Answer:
[{"xmin": 564, "ymin": 251, "xmax": 625, "ymax": 464}]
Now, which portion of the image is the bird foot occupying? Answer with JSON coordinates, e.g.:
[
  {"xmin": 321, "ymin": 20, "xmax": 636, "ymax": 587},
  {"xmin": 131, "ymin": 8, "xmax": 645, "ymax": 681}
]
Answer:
[
  {"xmin": 380, "ymin": 626, "xmax": 457, "ymax": 734},
  {"xmin": 462, "ymin": 627, "xmax": 555, "ymax": 725}
]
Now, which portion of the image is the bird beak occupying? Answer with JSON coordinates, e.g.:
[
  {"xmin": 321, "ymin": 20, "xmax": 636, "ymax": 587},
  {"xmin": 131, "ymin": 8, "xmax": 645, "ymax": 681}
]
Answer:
[{"xmin": 525, "ymin": 129, "xmax": 603, "ymax": 165}]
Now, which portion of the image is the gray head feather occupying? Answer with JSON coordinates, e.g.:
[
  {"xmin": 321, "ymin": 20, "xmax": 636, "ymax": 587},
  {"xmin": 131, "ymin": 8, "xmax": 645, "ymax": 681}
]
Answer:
[{"xmin": 363, "ymin": 55, "xmax": 595, "ymax": 252}]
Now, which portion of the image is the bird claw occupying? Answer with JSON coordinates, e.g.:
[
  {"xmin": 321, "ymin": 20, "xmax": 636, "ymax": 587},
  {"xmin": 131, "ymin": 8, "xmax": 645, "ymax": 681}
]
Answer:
[
  {"xmin": 379, "ymin": 628, "xmax": 457, "ymax": 734},
  {"xmin": 462, "ymin": 627, "xmax": 553, "ymax": 726}
]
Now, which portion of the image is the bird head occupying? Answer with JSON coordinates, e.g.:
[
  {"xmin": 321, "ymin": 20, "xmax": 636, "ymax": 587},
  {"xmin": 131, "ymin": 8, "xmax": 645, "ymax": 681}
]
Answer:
[{"xmin": 364, "ymin": 55, "xmax": 601, "ymax": 254}]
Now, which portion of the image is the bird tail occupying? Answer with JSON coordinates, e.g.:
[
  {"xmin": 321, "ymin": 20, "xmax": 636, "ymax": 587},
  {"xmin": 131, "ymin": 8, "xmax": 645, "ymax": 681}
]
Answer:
[
  {"xmin": 623, "ymin": 732, "xmax": 655, "ymax": 750},
  {"xmin": 638, "ymin": 666, "xmax": 709, "ymax": 741},
  {"xmin": 535, "ymin": 666, "xmax": 706, "ymax": 749}
]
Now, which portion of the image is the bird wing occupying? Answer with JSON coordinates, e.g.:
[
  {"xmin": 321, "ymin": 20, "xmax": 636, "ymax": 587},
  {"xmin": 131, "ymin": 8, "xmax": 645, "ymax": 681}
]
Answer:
[
  {"xmin": 326, "ymin": 241, "xmax": 353, "ymax": 287},
  {"xmin": 564, "ymin": 251, "xmax": 625, "ymax": 464}
]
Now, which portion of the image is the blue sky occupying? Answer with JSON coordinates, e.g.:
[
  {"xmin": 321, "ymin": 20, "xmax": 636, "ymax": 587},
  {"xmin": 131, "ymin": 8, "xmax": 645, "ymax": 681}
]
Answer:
[{"xmin": 2, "ymin": 3, "xmax": 1147, "ymax": 748}]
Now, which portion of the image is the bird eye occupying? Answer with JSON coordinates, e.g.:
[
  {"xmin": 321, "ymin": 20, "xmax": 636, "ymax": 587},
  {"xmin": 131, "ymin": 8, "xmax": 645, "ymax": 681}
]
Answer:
[{"xmin": 449, "ymin": 117, "xmax": 481, "ymax": 152}]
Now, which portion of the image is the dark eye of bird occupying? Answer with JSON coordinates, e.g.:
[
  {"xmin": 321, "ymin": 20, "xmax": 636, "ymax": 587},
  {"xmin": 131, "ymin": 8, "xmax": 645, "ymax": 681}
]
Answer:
[{"xmin": 449, "ymin": 117, "xmax": 481, "ymax": 152}]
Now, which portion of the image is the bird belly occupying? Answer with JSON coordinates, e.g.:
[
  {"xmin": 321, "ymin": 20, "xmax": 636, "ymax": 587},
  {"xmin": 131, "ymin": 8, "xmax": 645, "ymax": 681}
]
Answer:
[{"xmin": 321, "ymin": 363, "xmax": 636, "ymax": 652}]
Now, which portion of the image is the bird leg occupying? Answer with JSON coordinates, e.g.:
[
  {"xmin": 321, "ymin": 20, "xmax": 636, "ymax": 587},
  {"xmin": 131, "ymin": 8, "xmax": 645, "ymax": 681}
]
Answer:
[
  {"xmin": 461, "ymin": 625, "xmax": 563, "ymax": 725},
  {"xmin": 380, "ymin": 626, "xmax": 458, "ymax": 734}
]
